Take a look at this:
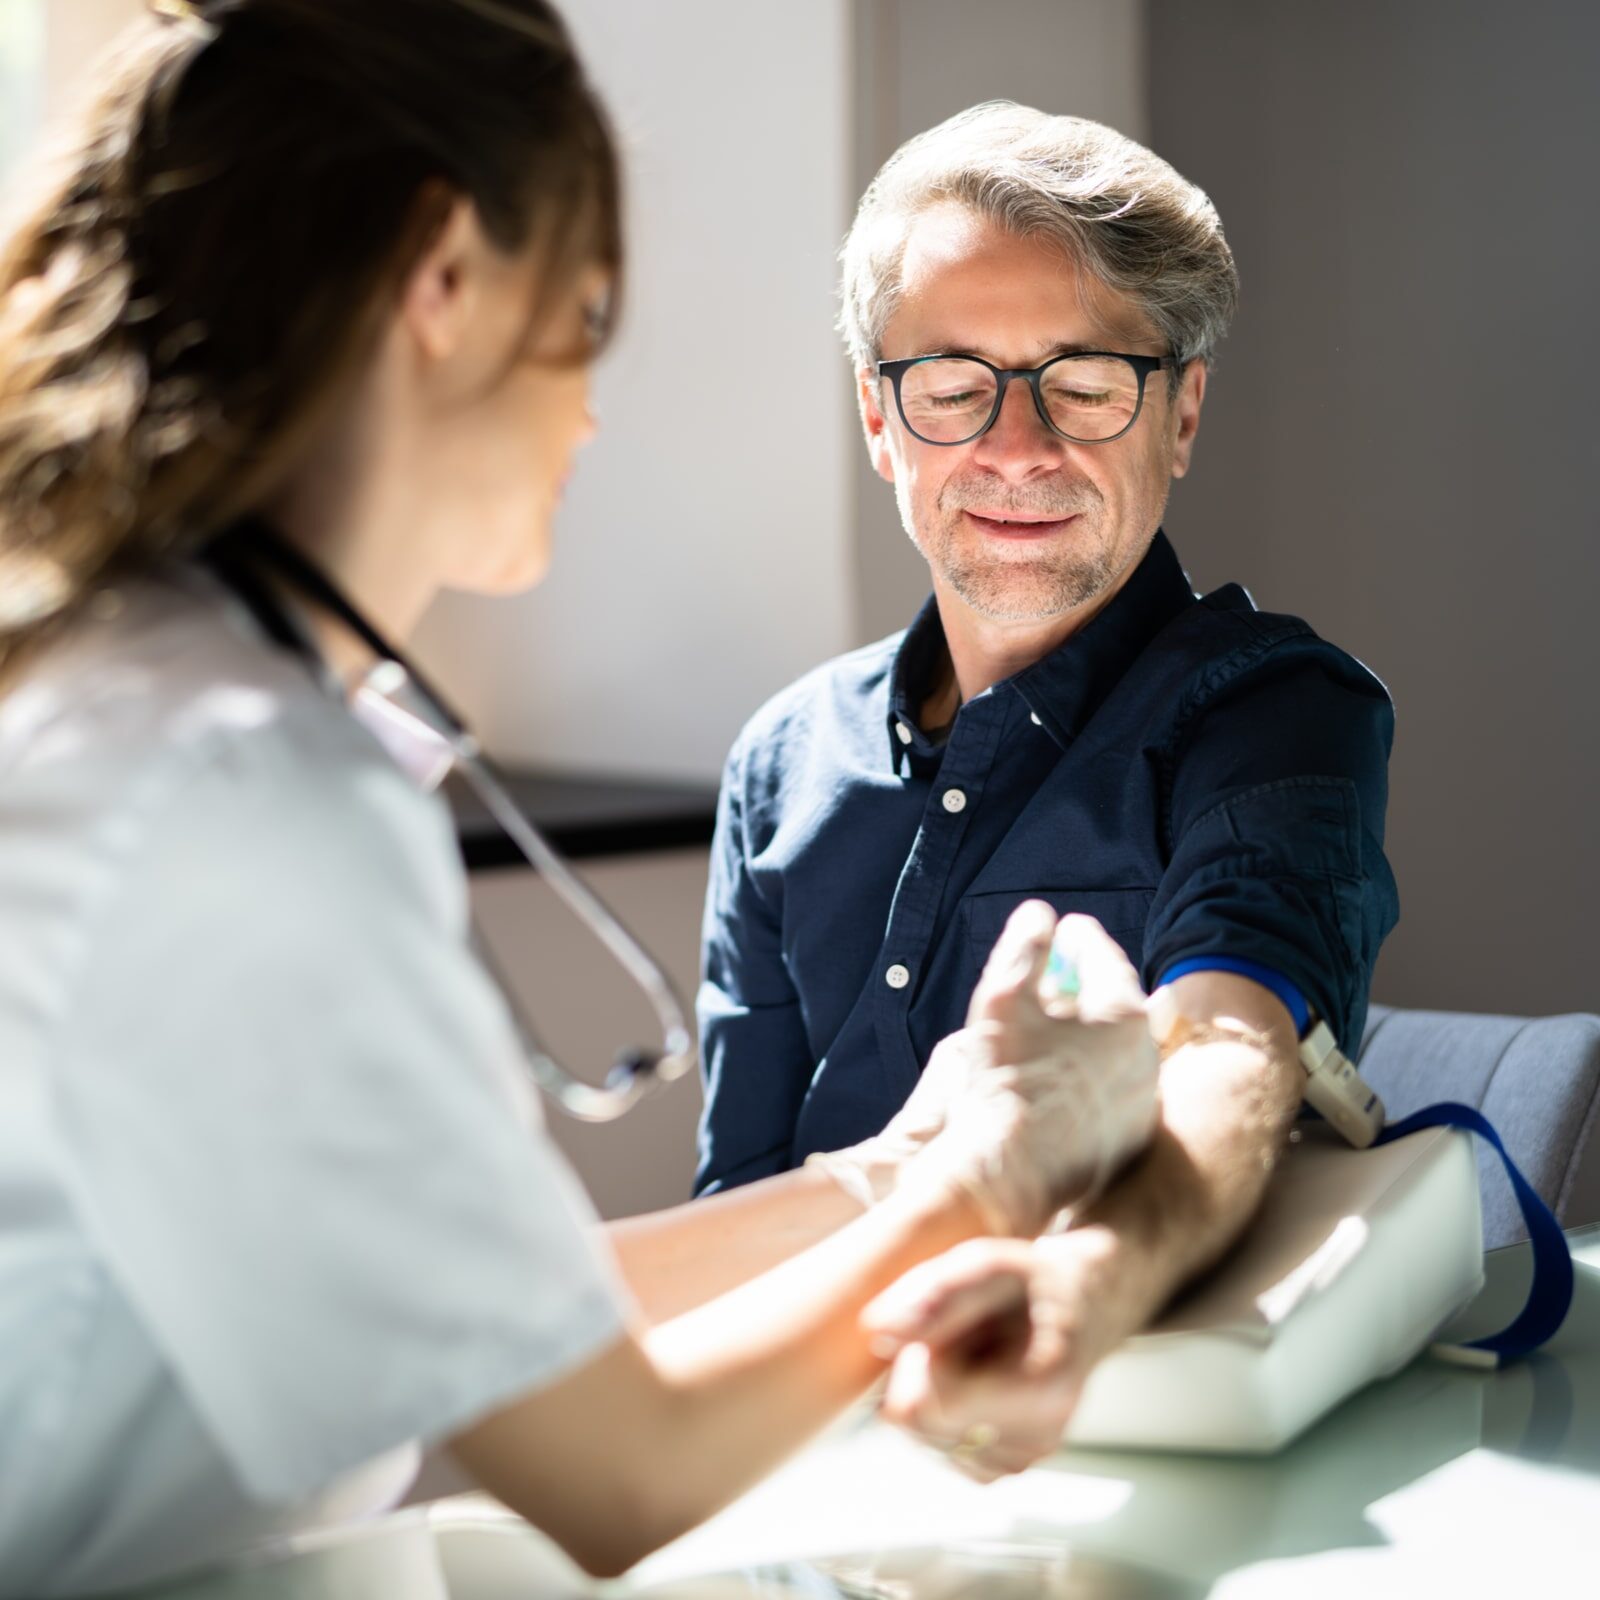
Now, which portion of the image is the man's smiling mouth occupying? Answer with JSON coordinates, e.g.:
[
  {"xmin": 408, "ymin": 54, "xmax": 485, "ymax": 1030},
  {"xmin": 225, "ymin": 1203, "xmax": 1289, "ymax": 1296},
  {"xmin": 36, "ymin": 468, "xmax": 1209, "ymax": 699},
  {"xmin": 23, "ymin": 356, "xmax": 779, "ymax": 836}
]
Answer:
[{"xmin": 963, "ymin": 511, "xmax": 1079, "ymax": 536}]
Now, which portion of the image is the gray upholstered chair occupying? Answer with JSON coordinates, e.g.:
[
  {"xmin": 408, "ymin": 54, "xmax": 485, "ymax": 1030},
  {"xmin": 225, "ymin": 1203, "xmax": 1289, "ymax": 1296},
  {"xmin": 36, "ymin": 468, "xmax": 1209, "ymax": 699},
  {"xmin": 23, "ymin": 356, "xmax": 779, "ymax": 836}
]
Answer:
[{"xmin": 1357, "ymin": 1004, "xmax": 1600, "ymax": 1249}]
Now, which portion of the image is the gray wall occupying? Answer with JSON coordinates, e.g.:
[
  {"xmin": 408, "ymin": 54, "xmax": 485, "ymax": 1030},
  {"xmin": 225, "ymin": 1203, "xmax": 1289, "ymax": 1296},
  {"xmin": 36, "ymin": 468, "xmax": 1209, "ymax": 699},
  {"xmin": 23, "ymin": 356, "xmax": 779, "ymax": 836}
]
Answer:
[
  {"xmin": 1147, "ymin": 0, "xmax": 1600, "ymax": 1019},
  {"xmin": 852, "ymin": 0, "xmax": 1599, "ymax": 1020}
]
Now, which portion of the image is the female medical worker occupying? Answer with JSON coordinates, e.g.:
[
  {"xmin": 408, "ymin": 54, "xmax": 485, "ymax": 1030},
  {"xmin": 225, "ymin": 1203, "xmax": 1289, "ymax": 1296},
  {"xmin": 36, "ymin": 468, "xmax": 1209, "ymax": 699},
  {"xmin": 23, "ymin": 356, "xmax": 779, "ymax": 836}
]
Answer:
[{"xmin": 0, "ymin": 2, "xmax": 1161, "ymax": 1593}]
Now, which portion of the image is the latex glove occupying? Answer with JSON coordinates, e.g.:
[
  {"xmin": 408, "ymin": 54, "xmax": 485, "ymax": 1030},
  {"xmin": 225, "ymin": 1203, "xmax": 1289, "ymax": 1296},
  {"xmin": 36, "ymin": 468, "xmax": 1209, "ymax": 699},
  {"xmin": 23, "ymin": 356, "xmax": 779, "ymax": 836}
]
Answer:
[
  {"xmin": 809, "ymin": 903, "xmax": 1158, "ymax": 1231},
  {"xmin": 804, "ymin": 1027, "xmax": 993, "ymax": 1210},
  {"xmin": 896, "ymin": 902, "xmax": 1160, "ymax": 1237},
  {"xmin": 806, "ymin": 905, "xmax": 1104, "ymax": 1210}
]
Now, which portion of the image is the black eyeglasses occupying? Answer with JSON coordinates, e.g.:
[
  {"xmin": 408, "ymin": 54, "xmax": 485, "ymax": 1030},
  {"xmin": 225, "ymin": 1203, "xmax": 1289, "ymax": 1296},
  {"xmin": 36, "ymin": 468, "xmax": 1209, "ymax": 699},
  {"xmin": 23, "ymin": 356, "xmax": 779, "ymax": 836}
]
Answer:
[{"xmin": 876, "ymin": 351, "xmax": 1177, "ymax": 447}]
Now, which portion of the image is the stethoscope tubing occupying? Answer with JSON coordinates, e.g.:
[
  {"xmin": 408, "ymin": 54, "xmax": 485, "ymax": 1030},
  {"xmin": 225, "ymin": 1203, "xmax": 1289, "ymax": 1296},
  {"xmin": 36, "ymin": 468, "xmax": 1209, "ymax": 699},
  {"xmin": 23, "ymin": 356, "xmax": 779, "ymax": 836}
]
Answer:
[{"xmin": 206, "ymin": 520, "xmax": 697, "ymax": 1122}]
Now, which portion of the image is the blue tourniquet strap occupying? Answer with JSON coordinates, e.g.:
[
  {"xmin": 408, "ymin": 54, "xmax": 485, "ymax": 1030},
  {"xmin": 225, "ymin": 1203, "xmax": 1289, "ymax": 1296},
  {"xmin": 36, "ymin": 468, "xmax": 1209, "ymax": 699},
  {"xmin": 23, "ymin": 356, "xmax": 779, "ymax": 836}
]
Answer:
[
  {"xmin": 1377, "ymin": 1102, "xmax": 1574, "ymax": 1363},
  {"xmin": 1157, "ymin": 957, "xmax": 1310, "ymax": 1034}
]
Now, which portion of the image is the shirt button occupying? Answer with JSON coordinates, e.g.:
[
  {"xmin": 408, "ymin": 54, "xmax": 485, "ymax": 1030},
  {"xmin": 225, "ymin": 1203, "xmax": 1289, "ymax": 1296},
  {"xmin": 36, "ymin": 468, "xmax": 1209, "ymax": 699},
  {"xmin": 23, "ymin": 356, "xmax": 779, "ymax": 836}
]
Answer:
[
  {"xmin": 1029, "ymin": 711, "xmax": 1043, "ymax": 727},
  {"xmin": 942, "ymin": 788, "xmax": 967, "ymax": 814},
  {"xmin": 895, "ymin": 721, "xmax": 913, "ymax": 745},
  {"xmin": 885, "ymin": 963, "xmax": 911, "ymax": 990}
]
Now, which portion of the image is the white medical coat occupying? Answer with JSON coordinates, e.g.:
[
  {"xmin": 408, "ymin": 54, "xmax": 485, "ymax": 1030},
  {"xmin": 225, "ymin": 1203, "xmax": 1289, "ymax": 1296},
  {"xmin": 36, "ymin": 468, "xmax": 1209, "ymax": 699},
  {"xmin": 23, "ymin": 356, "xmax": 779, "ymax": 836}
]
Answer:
[{"xmin": 0, "ymin": 569, "xmax": 626, "ymax": 1595}]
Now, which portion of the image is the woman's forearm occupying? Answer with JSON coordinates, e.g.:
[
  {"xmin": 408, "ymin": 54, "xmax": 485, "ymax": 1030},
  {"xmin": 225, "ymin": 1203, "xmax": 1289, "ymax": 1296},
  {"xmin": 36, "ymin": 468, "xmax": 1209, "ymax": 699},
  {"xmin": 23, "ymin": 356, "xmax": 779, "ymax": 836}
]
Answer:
[
  {"xmin": 644, "ymin": 1176, "xmax": 978, "ymax": 1432},
  {"xmin": 604, "ymin": 1165, "xmax": 863, "ymax": 1322},
  {"xmin": 452, "ymin": 1180, "xmax": 986, "ymax": 1576}
]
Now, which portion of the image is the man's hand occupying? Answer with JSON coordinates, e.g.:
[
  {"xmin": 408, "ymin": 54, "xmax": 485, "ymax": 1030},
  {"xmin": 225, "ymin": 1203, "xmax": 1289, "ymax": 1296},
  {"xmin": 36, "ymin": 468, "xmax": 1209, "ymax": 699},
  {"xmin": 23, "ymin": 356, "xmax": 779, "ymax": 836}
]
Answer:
[{"xmin": 860, "ymin": 1226, "xmax": 1136, "ymax": 1480}]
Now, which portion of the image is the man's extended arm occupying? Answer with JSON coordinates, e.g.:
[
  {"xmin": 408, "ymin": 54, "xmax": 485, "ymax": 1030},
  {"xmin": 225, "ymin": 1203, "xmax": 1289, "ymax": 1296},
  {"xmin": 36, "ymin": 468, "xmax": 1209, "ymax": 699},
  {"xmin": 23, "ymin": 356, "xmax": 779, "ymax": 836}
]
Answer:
[
  {"xmin": 861, "ymin": 967, "xmax": 1303, "ymax": 1470},
  {"xmin": 1074, "ymin": 967, "xmax": 1304, "ymax": 1329}
]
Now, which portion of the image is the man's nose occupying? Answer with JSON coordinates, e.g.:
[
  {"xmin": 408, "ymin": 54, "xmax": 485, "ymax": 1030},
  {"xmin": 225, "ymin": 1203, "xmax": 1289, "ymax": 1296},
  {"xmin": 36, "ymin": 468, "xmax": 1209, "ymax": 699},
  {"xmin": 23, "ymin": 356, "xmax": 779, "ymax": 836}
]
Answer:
[{"xmin": 970, "ymin": 375, "xmax": 1067, "ymax": 479}]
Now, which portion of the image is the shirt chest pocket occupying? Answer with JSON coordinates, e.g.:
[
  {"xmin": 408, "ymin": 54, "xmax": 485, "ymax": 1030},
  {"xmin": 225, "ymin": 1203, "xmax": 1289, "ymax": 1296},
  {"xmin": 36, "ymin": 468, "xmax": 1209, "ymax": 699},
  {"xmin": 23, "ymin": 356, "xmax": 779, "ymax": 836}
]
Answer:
[{"xmin": 964, "ymin": 887, "xmax": 1157, "ymax": 975}]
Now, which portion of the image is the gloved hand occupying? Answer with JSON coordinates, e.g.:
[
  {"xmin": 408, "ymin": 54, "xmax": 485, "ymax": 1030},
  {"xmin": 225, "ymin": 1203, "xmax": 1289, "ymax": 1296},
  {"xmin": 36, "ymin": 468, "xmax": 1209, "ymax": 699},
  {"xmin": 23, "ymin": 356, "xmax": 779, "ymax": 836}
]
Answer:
[
  {"xmin": 804, "ymin": 1027, "xmax": 994, "ymax": 1211},
  {"xmin": 810, "ymin": 903, "xmax": 1160, "ymax": 1236}
]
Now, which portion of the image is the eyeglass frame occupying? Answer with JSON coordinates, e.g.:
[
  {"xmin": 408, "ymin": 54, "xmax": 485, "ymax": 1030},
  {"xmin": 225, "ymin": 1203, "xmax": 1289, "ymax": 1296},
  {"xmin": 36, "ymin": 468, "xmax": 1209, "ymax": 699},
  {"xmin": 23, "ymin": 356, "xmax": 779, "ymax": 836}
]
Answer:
[{"xmin": 875, "ymin": 350, "xmax": 1180, "ymax": 447}]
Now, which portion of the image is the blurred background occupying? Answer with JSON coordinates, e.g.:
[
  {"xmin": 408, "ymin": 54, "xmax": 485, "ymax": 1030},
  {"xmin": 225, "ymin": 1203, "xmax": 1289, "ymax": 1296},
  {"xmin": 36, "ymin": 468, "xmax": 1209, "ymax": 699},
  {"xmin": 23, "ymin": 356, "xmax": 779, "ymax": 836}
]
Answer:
[{"xmin": 4, "ymin": 0, "xmax": 1596, "ymax": 1214}]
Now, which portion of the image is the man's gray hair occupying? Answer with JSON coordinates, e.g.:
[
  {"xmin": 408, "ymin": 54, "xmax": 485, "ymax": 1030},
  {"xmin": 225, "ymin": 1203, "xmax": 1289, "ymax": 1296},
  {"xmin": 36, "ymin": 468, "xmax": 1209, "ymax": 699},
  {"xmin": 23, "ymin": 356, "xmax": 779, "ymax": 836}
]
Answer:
[{"xmin": 839, "ymin": 102, "xmax": 1239, "ymax": 375}]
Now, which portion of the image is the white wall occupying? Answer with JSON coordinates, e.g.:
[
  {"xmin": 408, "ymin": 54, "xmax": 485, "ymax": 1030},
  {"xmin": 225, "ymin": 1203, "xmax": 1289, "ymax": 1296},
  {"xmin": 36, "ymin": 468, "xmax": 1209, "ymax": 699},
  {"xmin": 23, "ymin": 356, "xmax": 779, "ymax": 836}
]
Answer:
[
  {"xmin": 0, "ymin": 0, "xmax": 140, "ymax": 188},
  {"xmin": 412, "ymin": 0, "xmax": 857, "ymax": 784},
  {"xmin": 0, "ymin": 2, "xmax": 44, "ymax": 186},
  {"xmin": 40, "ymin": 0, "xmax": 140, "ymax": 113}
]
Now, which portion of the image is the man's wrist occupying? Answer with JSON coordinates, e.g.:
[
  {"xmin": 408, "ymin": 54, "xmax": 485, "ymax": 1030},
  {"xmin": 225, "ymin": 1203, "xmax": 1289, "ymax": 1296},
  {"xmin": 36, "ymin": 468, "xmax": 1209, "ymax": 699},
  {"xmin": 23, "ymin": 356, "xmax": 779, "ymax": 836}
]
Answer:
[
  {"xmin": 1031, "ymin": 1225, "xmax": 1156, "ymax": 1362},
  {"xmin": 1063, "ymin": 1001, "xmax": 1302, "ymax": 1335}
]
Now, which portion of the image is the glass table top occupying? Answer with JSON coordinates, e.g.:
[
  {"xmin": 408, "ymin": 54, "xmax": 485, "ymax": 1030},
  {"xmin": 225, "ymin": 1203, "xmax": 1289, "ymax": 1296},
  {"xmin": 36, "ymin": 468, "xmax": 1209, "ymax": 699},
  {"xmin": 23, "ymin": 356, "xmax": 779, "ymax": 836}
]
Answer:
[
  {"xmin": 141, "ymin": 1226, "xmax": 1600, "ymax": 1598},
  {"xmin": 622, "ymin": 1223, "xmax": 1600, "ymax": 1599}
]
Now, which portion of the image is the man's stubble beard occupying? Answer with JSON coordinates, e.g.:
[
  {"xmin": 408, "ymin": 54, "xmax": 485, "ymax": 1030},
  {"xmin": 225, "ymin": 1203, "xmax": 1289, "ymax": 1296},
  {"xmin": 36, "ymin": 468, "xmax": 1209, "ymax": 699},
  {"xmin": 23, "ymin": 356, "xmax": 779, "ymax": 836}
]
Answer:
[{"xmin": 896, "ymin": 474, "xmax": 1118, "ymax": 624}]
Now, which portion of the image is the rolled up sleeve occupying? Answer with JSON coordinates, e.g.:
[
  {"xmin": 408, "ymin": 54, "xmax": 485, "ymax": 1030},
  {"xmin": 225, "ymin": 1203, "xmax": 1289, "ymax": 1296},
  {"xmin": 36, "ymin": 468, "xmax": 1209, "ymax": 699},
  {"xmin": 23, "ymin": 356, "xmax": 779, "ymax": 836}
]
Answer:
[{"xmin": 1143, "ymin": 649, "xmax": 1400, "ymax": 1052}]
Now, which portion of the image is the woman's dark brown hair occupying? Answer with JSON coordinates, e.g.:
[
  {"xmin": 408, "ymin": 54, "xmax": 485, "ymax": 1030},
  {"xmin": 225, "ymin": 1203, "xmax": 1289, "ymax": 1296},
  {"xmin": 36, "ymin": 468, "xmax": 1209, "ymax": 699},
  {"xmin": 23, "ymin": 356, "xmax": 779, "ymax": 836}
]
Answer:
[{"xmin": 0, "ymin": 0, "xmax": 622, "ymax": 677}]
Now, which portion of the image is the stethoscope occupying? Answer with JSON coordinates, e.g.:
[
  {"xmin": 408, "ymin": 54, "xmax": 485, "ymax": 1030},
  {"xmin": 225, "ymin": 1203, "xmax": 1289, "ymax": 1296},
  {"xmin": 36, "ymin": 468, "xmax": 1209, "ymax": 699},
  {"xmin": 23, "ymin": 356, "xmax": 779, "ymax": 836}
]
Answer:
[{"xmin": 204, "ymin": 518, "xmax": 696, "ymax": 1122}]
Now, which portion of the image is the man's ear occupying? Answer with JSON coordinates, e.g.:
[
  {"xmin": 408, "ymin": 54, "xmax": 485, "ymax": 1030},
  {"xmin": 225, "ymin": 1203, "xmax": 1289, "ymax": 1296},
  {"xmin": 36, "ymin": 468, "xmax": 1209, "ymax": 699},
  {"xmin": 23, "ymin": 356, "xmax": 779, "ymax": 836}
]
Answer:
[
  {"xmin": 1169, "ymin": 359, "xmax": 1208, "ymax": 480},
  {"xmin": 857, "ymin": 367, "xmax": 897, "ymax": 485},
  {"xmin": 399, "ymin": 190, "xmax": 485, "ymax": 364}
]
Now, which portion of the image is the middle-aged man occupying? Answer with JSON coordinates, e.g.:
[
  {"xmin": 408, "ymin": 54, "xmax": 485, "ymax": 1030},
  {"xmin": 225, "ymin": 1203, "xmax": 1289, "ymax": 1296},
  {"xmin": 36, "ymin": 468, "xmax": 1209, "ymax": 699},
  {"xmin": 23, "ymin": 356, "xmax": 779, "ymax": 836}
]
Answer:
[{"xmin": 688, "ymin": 102, "xmax": 1399, "ymax": 1456}]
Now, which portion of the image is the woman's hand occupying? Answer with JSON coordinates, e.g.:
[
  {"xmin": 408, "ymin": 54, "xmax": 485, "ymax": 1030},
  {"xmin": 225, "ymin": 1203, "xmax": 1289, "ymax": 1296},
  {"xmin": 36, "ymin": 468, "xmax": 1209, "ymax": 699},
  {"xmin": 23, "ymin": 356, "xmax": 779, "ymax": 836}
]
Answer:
[
  {"xmin": 896, "ymin": 902, "xmax": 1161, "ymax": 1236},
  {"xmin": 803, "ymin": 1027, "xmax": 995, "ymax": 1208},
  {"xmin": 808, "ymin": 903, "xmax": 1159, "ymax": 1227}
]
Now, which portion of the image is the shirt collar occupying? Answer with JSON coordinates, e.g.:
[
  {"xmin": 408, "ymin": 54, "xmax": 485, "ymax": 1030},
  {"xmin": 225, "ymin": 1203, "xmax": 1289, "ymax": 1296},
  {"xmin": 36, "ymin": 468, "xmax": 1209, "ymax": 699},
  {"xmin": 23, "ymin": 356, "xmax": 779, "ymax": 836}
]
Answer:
[
  {"xmin": 885, "ymin": 530, "xmax": 1196, "ymax": 768},
  {"xmin": 886, "ymin": 592, "xmax": 951, "ymax": 769}
]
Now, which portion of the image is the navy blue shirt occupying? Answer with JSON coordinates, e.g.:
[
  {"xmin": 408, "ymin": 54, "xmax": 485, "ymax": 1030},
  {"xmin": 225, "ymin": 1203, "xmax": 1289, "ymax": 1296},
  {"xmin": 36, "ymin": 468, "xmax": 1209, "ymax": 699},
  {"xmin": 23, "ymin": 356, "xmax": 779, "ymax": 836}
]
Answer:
[{"xmin": 694, "ymin": 532, "xmax": 1398, "ymax": 1194}]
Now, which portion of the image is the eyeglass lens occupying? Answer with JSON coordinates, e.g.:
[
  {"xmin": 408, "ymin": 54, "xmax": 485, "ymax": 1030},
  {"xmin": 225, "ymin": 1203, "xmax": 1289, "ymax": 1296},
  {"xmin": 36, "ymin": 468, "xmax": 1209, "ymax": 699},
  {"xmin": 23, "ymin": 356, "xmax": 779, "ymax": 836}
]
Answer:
[{"xmin": 895, "ymin": 355, "xmax": 1144, "ymax": 444}]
